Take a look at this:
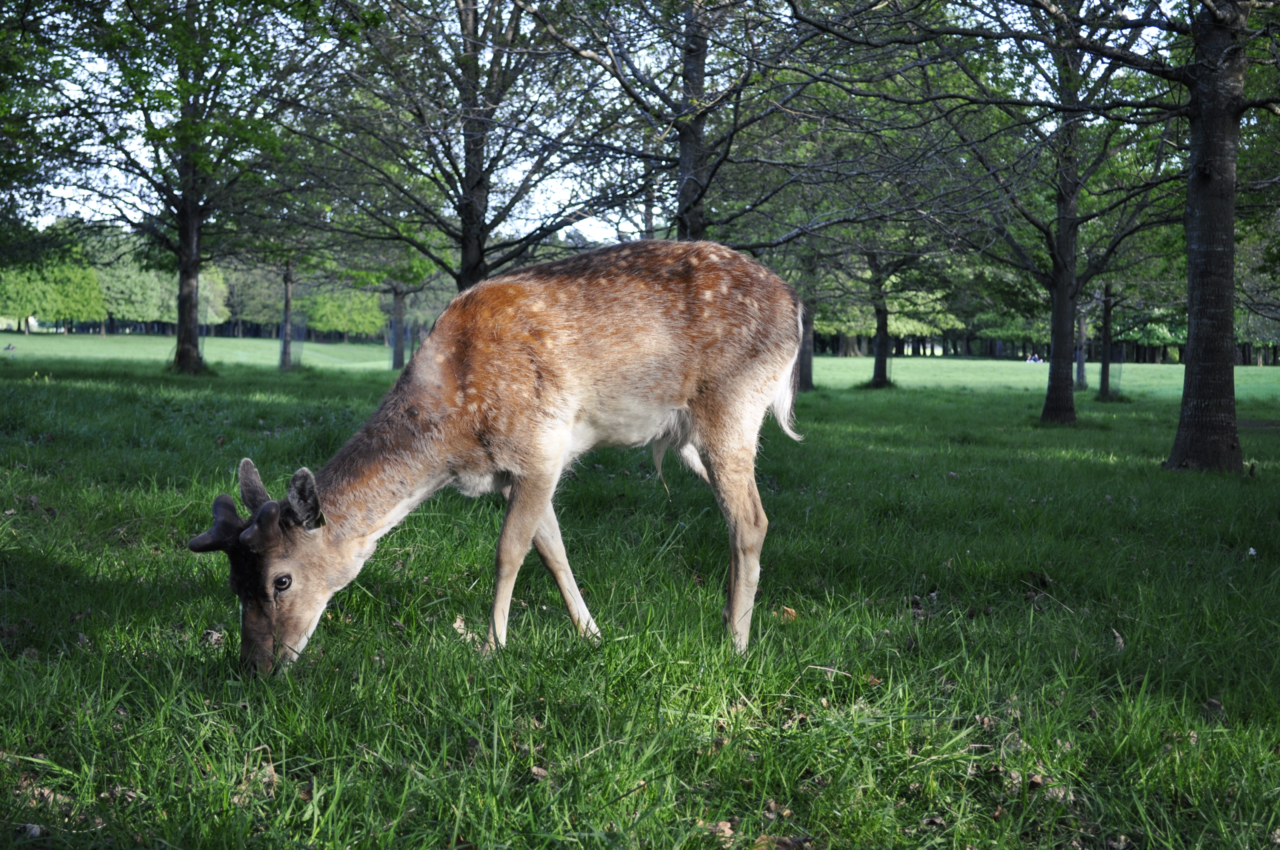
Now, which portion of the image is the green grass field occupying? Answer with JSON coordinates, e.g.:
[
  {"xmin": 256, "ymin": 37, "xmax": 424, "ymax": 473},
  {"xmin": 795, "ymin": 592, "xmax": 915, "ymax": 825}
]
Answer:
[
  {"xmin": 0, "ymin": 331, "xmax": 394, "ymax": 371},
  {"xmin": 2, "ymin": 348, "xmax": 1279, "ymax": 848}
]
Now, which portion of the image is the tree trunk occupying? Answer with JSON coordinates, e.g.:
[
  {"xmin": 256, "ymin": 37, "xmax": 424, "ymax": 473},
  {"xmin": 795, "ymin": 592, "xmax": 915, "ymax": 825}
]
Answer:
[
  {"xmin": 1099, "ymin": 284, "xmax": 1115, "ymax": 399},
  {"xmin": 455, "ymin": 2, "xmax": 491, "ymax": 291},
  {"xmin": 173, "ymin": 196, "xmax": 203, "ymax": 373},
  {"xmin": 1074, "ymin": 311, "xmax": 1088, "ymax": 389},
  {"xmin": 392, "ymin": 288, "xmax": 407, "ymax": 369},
  {"xmin": 870, "ymin": 283, "xmax": 891, "ymax": 388},
  {"xmin": 279, "ymin": 257, "xmax": 294, "ymax": 371},
  {"xmin": 1164, "ymin": 2, "xmax": 1245, "ymax": 472},
  {"xmin": 797, "ymin": 299, "xmax": 815, "ymax": 392},
  {"xmin": 675, "ymin": 2, "xmax": 710, "ymax": 241}
]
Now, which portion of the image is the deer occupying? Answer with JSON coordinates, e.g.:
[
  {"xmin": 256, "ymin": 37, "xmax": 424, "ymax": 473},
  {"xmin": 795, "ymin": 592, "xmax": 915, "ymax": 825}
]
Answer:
[{"xmin": 189, "ymin": 240, "xmax": 802, "ymax": 674}]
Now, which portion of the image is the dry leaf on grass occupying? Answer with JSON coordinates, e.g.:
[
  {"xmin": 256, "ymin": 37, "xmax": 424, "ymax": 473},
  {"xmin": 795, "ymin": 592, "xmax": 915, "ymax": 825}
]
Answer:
[
  {"xmin": 921, "ymin": 815, "xmax": 946, "ymax": 829},
  {"xmin": 98, "ymin": 785, "xmax": 143, "ymax": 805},
  {"xmin": 231, "ymin": 747, "xmax": 277, "ymax": 806},
  {"xmin": 452, "ymin": 615, "xmax": 481, "ymax": 646},
  {"xmin": 698, "ymin": 818, "xmax": 738, "ymax": 847},
  {"xmin": 530, "ymin": 766, "xmax": 549, "ymax": 782},
  {"xmin": 753, "ymin": 836, "xmax": 811, "ymax": 849},
  {"xmin": 771, "ymin": 606, "xmax": 798, "ymax": 622},
  {"xmin": 1111, "ymin": 628, "xmax": 1125, "ymax": 652},
  {"xmin": 763, "ymin": 799, "xmax": 793, "ymax": 821},
  {"xmin": 16, "ymin": 776, "xmax": 74, "ymax": 814}
]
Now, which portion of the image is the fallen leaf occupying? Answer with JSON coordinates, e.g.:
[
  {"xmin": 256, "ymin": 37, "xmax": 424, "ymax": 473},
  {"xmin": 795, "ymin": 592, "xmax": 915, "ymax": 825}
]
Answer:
[
  {"xmin": 1111, "ymin": 628, "xmax": 1125, "ymax": 652},
  {"xmin": 921, "ymin": 815, "xmax": 946, "ymax": 829},
  {"xmin": 866, "ymin": 674, "xmax": 883, "ymax": 686},
  {"xmin": 753, "ymin": 836, "xmax": 811, "ymax": 849},
  {"xmin": 698, "ymin": 819, "xmax": 737, "ymax": 846},
  {"xmin": 231, "ymin": 748, "xmax": 277, "ymax": 806},
  {"xmin": 993, "ymin": 805, "xmax": 1006, "ymax": 821},
  {"xmin": 452, "ymin": 615, "xmax": 481, "ymax": 646},
  {"xmin": 98, "ymin": 785, "xmax": 143, "ymax": 805},
  {"xmin": 947, "ymin": 471, "xmax": 960, "ymax": 478},
  {"xmin": 201, "ymin": 629, "xmax": 224, "ymax": 647},
  {"xmin": 763, "ymin": 799, "xmax": 793, "ymax": 821},
  {"xmin": 1202, "ymin": 697, "xmax": 1224, "ymax": 720},
  {"xmin": 530, "ymin": 766, "xmax": 549, "ymax": 781},
  {"xmin": 3, "ymin": 509, "xmax": 14, "ymax": 516}
]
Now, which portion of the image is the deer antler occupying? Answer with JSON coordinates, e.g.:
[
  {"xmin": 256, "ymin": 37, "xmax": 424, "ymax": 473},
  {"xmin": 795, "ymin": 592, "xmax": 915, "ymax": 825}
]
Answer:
[
  {"xmin": 188, "ymin": 494, "xmax": 248, "ymax": 552},
  {"xmin": 241, "ymin": 502, "xmax": 283, "ymax": 551}
]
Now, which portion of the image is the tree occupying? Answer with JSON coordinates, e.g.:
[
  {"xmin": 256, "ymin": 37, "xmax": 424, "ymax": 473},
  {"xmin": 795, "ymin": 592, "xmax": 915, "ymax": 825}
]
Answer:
[
  {"xmin": 941, "ymin": 0, "xmax": 1278, "ymax": 466},
  {"xmin": 298, "ymin": 0, "xmax": 630, "ymax": 292},
  {"xmin": 788, "ymin": 0, "xmax": 1183, "ymax": 423},
  {"xmin": 303, "ymin": 288, "xmax": 386, "ymax": 339},
  {"xmin": 522, "ymin": 0, "xmax": 837, "ymax": 243},
  {"xmin": 1, "ymin": 2, "xmax": 86, "ymax": 265},
  {"xmin": 63, "ymin": 0, "xmax": 318, "ymax": 372}
]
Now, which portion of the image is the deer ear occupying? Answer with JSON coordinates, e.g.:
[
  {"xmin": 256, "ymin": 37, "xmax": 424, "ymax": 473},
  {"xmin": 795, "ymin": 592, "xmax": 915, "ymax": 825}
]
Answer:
[
  {"xmin": 287, "ymin": 467, "xmax": 325, "ymax": 529},
  {"xmin": 239, "ymin": 458, "xmax": 271, "ymax": 512}
]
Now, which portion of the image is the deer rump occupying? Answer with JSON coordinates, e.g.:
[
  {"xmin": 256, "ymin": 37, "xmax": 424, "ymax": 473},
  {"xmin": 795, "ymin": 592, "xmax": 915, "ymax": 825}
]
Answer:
[{"xmin": 191, "ymin": 241, "xmax": 802, "ymax": 673}]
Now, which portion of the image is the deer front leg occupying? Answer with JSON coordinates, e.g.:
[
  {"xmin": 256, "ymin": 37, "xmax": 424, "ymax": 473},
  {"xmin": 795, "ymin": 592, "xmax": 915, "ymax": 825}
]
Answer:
[
  {"xmin": 530, "ymin": 501, "xmax": 600, "ymax": 641},
  {"xmin": 486, "ymin": 477, "xmax": 555, "ymax": 652}
]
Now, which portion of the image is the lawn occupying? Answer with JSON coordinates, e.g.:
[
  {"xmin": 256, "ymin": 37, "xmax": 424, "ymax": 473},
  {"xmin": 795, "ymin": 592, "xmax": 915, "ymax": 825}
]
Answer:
[
  {"xmin": 1, "ymin": 351, "xmax": 1279, "ymax": 848},
  {"xmin": 0, "ymin": 330, "xmax": 395, "ymax": 371}
]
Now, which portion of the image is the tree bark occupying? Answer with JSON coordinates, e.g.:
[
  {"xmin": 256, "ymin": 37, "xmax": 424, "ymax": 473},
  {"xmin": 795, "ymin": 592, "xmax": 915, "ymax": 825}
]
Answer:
[
  {"xmin": 455, "ymin": 2, "xmax": 493, "ymax": 291},
  {"xmin": 798, "ymin": 299, "xmax": 815, "ymax": 392},
  {"xmin": 1099, "ymin": 284, "xmax": 1115, "ymax": 399},
  {"xmin": 279, "ymin": 257, "xmax": 294, "ymax": 371},
  {"xmin": 392, "ymin": 287, "xmax": 407, "ymax": 369},
  {"xmin": 174, "ymin": 195, "xmax": 203, "ymax": 373},
  {"xmin": 870, "ymin": 280, "xmax": 891, "ymax": 388},
  {"xmin": 1040, "ymin": 40, "xmax": 1081, "ymax": 424},
  {"xmin": 1164, "ymin": 2, "xmax": 1245, "ymax": 472},
  {"xmin": 676, "ymin": 1, "xmax": 710, "ymax": 241},
  {"xmin": 1075, "ymin": 311, "xmax": 1088, "ymax": 389}
]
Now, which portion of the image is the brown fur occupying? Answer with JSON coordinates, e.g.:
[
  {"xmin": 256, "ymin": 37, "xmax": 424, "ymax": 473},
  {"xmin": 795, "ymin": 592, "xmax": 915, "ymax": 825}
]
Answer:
[{"xmin": 190, "ymin": 241, "xmax": 802, "ymax": 673}]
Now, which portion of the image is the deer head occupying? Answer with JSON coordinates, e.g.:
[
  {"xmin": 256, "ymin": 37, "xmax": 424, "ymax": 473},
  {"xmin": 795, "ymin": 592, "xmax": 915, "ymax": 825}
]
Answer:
[{"xmin": 189, "ymin": 458, "xmax": 338, "ymax": 675}]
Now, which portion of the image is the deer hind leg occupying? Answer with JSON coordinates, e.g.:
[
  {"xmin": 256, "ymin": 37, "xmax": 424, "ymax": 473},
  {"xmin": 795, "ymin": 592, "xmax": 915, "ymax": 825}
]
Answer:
[
  {"xmin": 698, "ymin": 426, "xmax": 770, "ymax": 654},
  {"xmin": 486, "ymin": 476, "xmax": 557, "ymax": 652},
  {"xmin": 530, "ymin": 500, "xmax": 600, "ymax": 641}
]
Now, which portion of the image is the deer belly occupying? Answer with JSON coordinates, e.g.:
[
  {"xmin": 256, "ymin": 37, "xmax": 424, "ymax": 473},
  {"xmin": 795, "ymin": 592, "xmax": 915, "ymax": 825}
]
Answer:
[{"xmin": 570, "ymin": 403, "xmax": 690, "ymax": 454}]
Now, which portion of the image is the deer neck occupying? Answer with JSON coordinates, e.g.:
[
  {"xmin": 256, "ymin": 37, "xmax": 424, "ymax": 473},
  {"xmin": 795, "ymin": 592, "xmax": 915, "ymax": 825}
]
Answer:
[{"xmin": 312, "ymin": 373, "xmax": 455, "ymax": 589}]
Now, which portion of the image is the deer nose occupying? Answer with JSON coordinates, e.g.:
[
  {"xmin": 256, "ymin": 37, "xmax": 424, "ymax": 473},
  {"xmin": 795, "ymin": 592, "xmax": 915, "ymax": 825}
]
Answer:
[{"xmin": 240, "ymin": 643, "xmax": 275, "ymax": 677}]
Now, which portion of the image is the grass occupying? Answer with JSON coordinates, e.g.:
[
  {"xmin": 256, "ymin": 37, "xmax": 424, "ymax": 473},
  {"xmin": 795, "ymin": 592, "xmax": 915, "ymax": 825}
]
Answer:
[
  {"xmin": 0, "ymin": 330, "xmax": 394, "ymax": 371},
  {"xmin": 1, "ymin": 351, "xmax": 1279, "ymax": 848}
]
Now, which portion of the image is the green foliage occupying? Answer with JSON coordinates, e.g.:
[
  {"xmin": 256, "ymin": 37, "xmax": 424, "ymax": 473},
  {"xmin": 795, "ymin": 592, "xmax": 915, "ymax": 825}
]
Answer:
[
  {"xmin": 96, "ymin": 261, "xmax": 169, "ymax": 324},
  {"xmin": 0, "ymin": 261, "xmax": 104, "ymax": 324},
  {"xmin": 303, "ymin": 288, "xmax": 387, "ymax": 335}
]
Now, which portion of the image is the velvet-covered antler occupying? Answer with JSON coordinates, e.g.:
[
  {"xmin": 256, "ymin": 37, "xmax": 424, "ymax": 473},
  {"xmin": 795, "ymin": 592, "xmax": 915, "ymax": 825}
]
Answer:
[{"xmin": 188, "ymin": 494, "xmax": 249, "ymax": 552}]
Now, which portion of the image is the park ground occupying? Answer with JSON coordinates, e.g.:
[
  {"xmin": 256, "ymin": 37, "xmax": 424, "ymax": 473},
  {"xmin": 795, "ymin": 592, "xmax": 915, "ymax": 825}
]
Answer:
[{"xmin": 1, "ymin": 338, "xmax": 1279, "ymax": 848}]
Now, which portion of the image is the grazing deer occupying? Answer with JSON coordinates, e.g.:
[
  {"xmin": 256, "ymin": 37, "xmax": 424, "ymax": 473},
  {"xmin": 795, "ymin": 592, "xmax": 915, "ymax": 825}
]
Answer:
[{"xmin": 190, "ymin": 241, "xmax": 802, "ymax": 674}]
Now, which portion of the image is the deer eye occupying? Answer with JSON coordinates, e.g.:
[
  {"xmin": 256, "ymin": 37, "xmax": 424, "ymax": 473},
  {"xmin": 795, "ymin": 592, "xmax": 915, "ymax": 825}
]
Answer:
[{"xmin": 273, "ymin": 575, "xmax": 292, "ymax": 593}]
